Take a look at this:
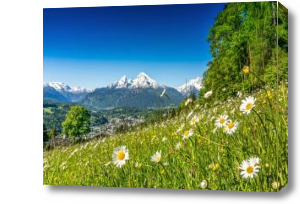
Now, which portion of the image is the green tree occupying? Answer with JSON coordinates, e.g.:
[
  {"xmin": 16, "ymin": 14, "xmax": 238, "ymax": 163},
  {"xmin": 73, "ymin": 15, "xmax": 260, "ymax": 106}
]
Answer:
[
  {"xmin": 62, "ymin": 106, "xmax": 91, "ymax": 140},
  {"xmin": 200, "ymin": 2, "xmax": 288, "ymax": 102}
]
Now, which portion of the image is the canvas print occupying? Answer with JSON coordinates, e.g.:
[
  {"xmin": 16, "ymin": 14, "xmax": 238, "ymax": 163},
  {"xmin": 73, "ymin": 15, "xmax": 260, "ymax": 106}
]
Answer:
[{"xmin": 43, "ymin": 1, "xmax": 288, "ymax": 192}]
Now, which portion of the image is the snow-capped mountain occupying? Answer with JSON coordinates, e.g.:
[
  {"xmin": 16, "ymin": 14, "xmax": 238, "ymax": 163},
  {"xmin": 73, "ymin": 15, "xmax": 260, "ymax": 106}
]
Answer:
[
  {"xmin": 82, "ymin": 72, "xmax": 183, "ymax": 109},
  {"xmin": 43, "ymin": 82, "xmax": 92, "ymax": 102},
  {"xmin": 108, "ymin": 72, "xmax": 163, "ymax": 89},
  {"xmin": 177, "ymin": 77, "xmax": 202, "ymax": 96},
  {"xmin": 43, "ymin": 82, "xmax": 92, "ymax": 93}
]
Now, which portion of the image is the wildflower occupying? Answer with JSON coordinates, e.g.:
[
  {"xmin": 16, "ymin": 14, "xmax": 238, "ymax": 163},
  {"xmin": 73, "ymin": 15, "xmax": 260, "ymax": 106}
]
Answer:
[
  {"xmin": 204, "ymin": 90, "xmax": 213, "ymax": 98},
  {"xmin": 135, "ymin": 162, "xmax": 142, "ymax": 168},
  {"xmin": 240, "ymin": 96, "xmax": 256, "ymax": 114},
  {"xmin": 151, "ymin": 151, "xmax": 162, "ymax": 163},
  {"xmin": 186, "ymin": 111, "xmax": 194, "ymax": 119},
  {"xmin": 162, "ymin": 137, "xmax": 167, "ymax": 142},
  {"xmin": 225, "ymin": 120, "xmax": 238, "ymax": 134},
  {"xmin": 175, "ymin": 142, "xmax": 182, "ymax": 150},
  {"xmin": 215, "ymin": 115, "xmax": 228, "ymax": 128},
  {"xmin": 182, "ymin": 129, "xmax": 194, "ymax": 140},
  {"xmin": 267, "ymin": 90, "xmax": 273, "ymax": 99},
  {"xmin": 272, "ymin": 181, "xmax": 280, "ymax": 190},
  {"xmin": 212, "ymin": 163, "xmax": 220, "ymax": 171},
  {"xmin": 190, "ymin": 115, "xmax": 199, "ymax": 126},
  {"xmin": 237, "ymin": 91, "xmax": 243, "ymax": 98},
  {"xmin": 185, "ymin": 98, "xmax": 192, "ymax": 106},
  {"xmin": 239, "ymin": 158, "xmax": 261, "ymax": 179},
  {"xmin": 243, "ymin": 66, "xmax": 250, "ymax": 74},
  {"xmin": 112, "ymin": 146, "xmax": 129, "ymax": 168},
  {"xmin": 176, "ymin": 124, "xmax": 184, "ymax": 134},
  {"xmin": 200, "ymin": 180, "xmax": 207, "ymax": 189}
]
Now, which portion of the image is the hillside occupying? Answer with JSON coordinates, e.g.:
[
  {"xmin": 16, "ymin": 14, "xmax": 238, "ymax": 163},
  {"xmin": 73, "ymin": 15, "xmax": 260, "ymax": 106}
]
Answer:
[{"xmin": 43, "ymin": 84, "xmax": 288, "ymax": 191}]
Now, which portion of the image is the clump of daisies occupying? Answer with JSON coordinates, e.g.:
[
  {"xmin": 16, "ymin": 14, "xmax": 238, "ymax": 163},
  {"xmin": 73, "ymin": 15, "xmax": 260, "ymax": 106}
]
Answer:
[
  {"xmin": 112, "ymin": 146, "xmax": 129, "ymax": 168},
  {"xmin": 204, "ymin": 90, "xmax": 213, "ymax": 98},
  {"xmin": 151, "ymin": 151, "xmax": 162, "ymax": 163},
  {"xmin": 225, "ymin": 120, "xmax": 238, "ymax": 135},
  {"xmin": 240, "ymin": 96, "xmax": 256, "ymax": 114},
  {"xmin": 239, "ymin": 157, "xmax": 260, "ymax": 179}
]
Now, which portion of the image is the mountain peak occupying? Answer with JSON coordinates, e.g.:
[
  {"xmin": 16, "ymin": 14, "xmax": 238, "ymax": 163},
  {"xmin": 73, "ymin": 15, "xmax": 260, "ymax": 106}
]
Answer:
[
  {"xmin": 136, "ymin": 72, "xmax": 150, "ymax": 78},
  {"xmin": 108, "ymin": 72, "xmax": 163, "ymax": 89},
  {"xmin": 177, "ymin": 77, "xmax": 203, "ymax": 96}
]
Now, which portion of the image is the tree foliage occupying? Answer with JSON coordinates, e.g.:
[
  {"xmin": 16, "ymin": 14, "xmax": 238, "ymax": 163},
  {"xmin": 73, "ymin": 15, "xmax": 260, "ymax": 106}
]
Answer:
[
  {"xmin": 200, "ymin": 2, "xmax": 288, "ymax": 102},
  {"xmin": 62, "ymin": 106, "xmax": 91, "ymax": 140}
]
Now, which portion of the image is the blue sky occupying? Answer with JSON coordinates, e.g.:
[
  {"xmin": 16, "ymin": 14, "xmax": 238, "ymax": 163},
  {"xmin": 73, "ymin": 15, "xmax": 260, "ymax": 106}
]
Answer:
[{"xmin": 43, "ymin": 3, "xmax": 226, "ymax": 89}]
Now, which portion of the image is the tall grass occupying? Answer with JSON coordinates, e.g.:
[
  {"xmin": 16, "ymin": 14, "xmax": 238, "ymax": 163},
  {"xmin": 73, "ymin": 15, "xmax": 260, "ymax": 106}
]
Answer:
[{"xmin": 43, "ymin": 83, "xmax": 288, "ymax": 191}]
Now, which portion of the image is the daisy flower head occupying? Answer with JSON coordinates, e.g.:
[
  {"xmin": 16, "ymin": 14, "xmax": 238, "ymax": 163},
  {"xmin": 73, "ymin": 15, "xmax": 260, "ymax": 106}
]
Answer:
[
  {"xmin": 239, "ymin": 158, "xmax": 260, "ymax": 179},
  {"xmin": 185, "ymin": 98, "xmax": 193, "ymax": 106},
  {"xmin": 182, "ymin": 129, "xmax": 194, "ymax": 140},
  {"xmin": 200, "ymin": 180, "xmax": 207, "ymax": 189},
  {"xmin": 151, "ymin": 151, "xmax": 162, "ymax": 163},
  {"xmin": 112, "ymin": 146, "xmax": 129, "ymax": 168},
  {"xmin": 215, "ymin": 115, "xmax": 228, "ymax": 128},
  {"xmin": 237, "ymin": 91, "xmax": 243, "ymax": 98},
  {"xmin": 204, "ymin": 90, "xmax": 213, "ymax": 98},
  {"xmin": 175, "ymin": 142, "xmax": 182, "ymax": 150},
  {"xmin": 190, "ymin": 115, "xmax": 200, "ymax": 126},
  {"xmin": 225, "ymin": 120, "xmax": 238, "ymax": 135},
  {"xmin": 240, "ymin": 96, "xmax": 256, "ymax": 114}
]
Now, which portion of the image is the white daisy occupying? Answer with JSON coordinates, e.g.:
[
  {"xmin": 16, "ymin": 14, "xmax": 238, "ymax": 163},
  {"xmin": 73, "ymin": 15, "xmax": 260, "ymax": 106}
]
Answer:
[
  {"xmin": 151, "ymin": 151, "xmax": 162, "ymax": 163},
  {"xmin": 182, "ymin": 129, "xmax": 194, "ymax": 140},
  {"xmin": 225, "ymin": 120, "xmax": 238, "ymax": 135},
  {"xmin": 190, "ymin": 115, "xmax": 200, "ymax": 126},
  {"xmin": 112, "ymin": 146, "xmax": 129, "ymax": 168},
  {"xmin": 240, "ymin": 96, "xmax": 256, "ymax": 114},
  {"xmin": 200, "ymin": 180, "xmax": 207, "ymax": 189},
  {"xmin": 175, "ymin": 142, "xmax": 182, "ymax": 150},
  {"xmin": 237, "ymin": 91, "xmax": 243, "ymax": 98},
  {"xmin": 204, "ymin": 90, "xmax": 213, "ymax": 98},
  {"xmin": 215, "ymin": 115, "xmax": 228, "ymax": 128},
  {"xmin": 239, "ymin": 158, "xmax": 261, "ymax": 179},
  {"xmin": 185, "ymin": 98, "xmax": 193, "ymax": 106}
]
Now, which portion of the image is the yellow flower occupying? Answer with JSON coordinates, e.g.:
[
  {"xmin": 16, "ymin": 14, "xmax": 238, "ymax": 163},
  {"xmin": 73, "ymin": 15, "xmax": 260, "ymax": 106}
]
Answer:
[
  {"xmin": 212, "ymin": 163, "xmax": 220, "ymax": 171},
  {"xmin": 243, "ymin": 66, "xmax": 250, "ymax": 74},
  {"xmin": 267, "ymin": 90, "xmax": 273, "ymax": 99},
  {"xmin": 272, "ymin": 181, "xmax": 280, "ymax": 190}
]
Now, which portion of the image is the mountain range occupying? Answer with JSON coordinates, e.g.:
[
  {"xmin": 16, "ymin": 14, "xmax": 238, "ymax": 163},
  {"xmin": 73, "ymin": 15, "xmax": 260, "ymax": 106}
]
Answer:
[
  {"xmin": 43, "ymin": 73, "xmax": 202, "ymax": 109},
  {"xmin": 43, "ymin": 82, "xmax": 92, "ymax": 103}
]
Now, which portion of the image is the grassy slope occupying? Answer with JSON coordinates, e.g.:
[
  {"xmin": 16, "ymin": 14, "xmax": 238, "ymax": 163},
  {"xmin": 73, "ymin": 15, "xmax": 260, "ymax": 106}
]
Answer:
[{"xmin": 43, "ymin": 84, "xmax": 288, "ymax": 191}]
